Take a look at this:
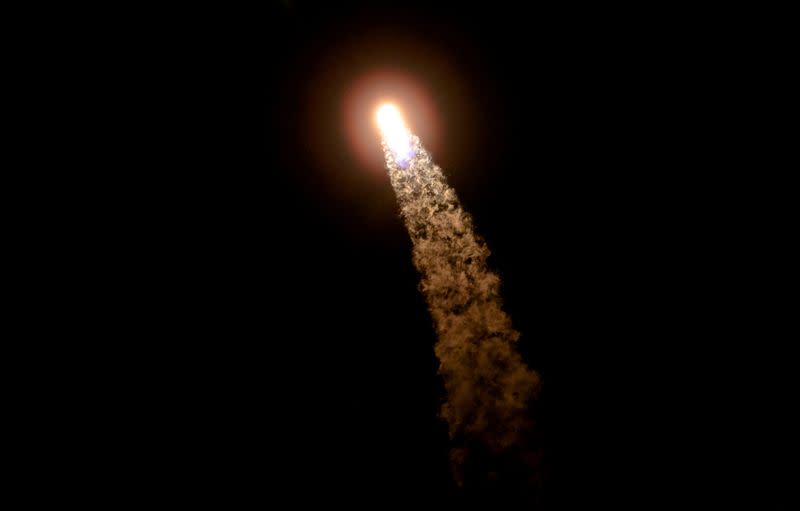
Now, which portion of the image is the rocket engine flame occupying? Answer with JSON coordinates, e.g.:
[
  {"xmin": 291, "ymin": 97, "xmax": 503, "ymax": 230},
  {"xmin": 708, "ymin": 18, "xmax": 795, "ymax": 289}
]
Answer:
[{"xmin": 376, "ymin": 103, "xmax": 413, "ymax": 165}]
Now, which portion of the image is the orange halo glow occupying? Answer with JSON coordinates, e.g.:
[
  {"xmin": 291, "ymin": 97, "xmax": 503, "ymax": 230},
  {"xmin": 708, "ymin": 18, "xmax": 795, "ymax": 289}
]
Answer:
[{"xmin": 340, "ymin": 69, "xmax": 440, "ymax": 178}]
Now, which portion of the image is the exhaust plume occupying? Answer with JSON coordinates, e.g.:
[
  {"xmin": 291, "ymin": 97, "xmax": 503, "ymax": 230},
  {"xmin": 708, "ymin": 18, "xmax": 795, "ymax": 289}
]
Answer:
[{"xmin": 381, "ymin": 130, "xmax": 541, "ymax": 487}]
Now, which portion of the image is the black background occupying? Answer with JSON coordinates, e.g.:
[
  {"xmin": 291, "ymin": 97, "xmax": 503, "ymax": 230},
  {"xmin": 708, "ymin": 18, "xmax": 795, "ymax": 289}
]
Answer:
[{"xmin": 106, "ymin": 2, "xmax": 792, "ymax": 508}]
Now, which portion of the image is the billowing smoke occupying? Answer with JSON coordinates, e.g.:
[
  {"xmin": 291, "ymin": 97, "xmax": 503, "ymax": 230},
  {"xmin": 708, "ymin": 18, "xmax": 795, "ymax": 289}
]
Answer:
[{"xmin": 382, "ymin": 134, "xmax": 541, "ymax": 487}]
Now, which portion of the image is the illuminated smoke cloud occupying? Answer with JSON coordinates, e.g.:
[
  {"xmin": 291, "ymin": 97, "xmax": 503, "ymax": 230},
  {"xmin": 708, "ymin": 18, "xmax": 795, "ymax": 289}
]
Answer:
[{"xmin": 381, "ymin": 130, "xmax": 540, "ymax": 487}]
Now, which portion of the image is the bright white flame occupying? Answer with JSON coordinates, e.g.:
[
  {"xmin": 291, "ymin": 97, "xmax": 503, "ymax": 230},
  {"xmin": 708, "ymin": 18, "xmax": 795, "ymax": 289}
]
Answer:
[{"xmin": 376, "ymin": 103, "xmax": 412, "ymax": 162}]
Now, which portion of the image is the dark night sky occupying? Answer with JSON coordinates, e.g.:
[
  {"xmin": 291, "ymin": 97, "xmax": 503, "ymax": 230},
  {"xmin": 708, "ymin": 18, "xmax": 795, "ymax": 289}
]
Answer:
[{"xmin": 121, "ymin": 2, "xmax": 792, "ymax": 508}]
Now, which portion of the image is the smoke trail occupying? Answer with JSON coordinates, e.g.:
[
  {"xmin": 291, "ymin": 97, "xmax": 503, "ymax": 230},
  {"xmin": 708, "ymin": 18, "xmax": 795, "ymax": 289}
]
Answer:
[{"xmin": 382, "ymin": 134, "xmax": 541, "ymax": 486}]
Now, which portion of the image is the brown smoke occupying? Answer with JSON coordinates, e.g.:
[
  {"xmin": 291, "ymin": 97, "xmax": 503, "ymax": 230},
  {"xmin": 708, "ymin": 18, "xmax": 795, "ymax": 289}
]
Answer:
[{"xmin": 383, "ymin": 135, "xmax": 540, "ymax": 486}]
